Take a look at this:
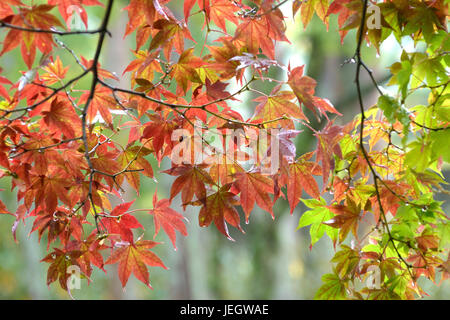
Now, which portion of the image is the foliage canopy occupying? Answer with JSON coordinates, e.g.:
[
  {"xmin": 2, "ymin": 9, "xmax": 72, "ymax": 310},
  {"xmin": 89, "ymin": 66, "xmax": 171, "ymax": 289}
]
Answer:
[{"xmin": 0, "ymin": 0, "xmax": 449, "ymax": 299}]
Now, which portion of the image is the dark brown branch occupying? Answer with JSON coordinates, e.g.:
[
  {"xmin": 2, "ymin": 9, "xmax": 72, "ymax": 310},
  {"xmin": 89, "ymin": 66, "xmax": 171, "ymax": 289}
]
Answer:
[
  {"xmin": 0, "ymin": 20, "xmax": 111, "ymax": 36},
  {"xmin": 97, "ymin": 78, "xmax": 273, "ymax": 128},
  {"xmin": 0, "ymin": 69, "xmax": 91, "ymax": 117},
  {"xmin": 79, "ymin": 0, "xmax": 114, "ymax": 233},
  {"xmin": 9, "ymin": 137, "xmax": 82, "ymax": 159},
  {"xmin": 353, "ymin": 0, "xmax": 415, "ymax": 281}
]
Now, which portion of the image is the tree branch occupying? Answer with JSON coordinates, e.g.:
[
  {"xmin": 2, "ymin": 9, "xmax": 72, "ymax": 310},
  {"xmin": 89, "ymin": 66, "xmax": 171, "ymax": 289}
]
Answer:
[
  {"xmin": 79, "ymin": 0, "xmax": 114, "ymax": 233},
  {"xmin": 0, "ymin": 20, "xmax": 111, "ymax": 36},
  {"xmin": 353, "ymin": 0, "xmax": 415, "ymax": 282}
]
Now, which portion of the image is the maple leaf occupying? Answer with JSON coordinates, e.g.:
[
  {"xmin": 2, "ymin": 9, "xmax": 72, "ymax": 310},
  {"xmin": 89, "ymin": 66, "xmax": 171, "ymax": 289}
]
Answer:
[
  {"xmin": 207, "ymin": 39, "xmax": 240, "ymax": 80},
  {"xmin": 41, "ymin": 247, "xmax": 83, "ymax": 290},
  {"xmin": 47, "ymin": 0, "xmax": 103, "ymax": 29},
  {"xmin": 0, "ymin": 0, "xmax": 22, "ymax": 20},
  {"xmin": 370, "ymin": 180, "xmax": 410, "ymax": 223},
  {"xmin": 105, "ymin": 238, "xmax": 167, "ymax": 288},
  {"xmin": 148, "ymin": 190, "xmax": 188, "ymax": 250},
  {"xmin": 123, "ymin": 0, "xmax": 175, "ymax": 37},
  {"xmin": 287, "ymin": 153, "xmax": 321, "ymax": 214},
  {"xmin": 260, "ymin": 0, "xmax": 290, "ymax": 42},
  {"xmin": 416, "ymin": 232, "xmax": 439, "ymax": 252},
  {"xmin": 324, "ymin": 198, "xmax": 361, "ymax": 243},
  {"xmin": 253, "ymin": 86, "xmax": 307, "ymax": 129},
  {"xmin": 78, "ymin": 85, "xmax": 119, "ymax": 128},
  {"xmin": 314, "ymin": 273, "xmax": 347, "ymax": 300},
  {"xmin": 287, "ymin": 65, "xmax": 318, "ymax": 113},
  {"xmin": 183, "ymin": 0, "xmax": 197, "ymax": 23},
  {"xmin": 41, "ymin": 98, "xmax": 81, "ymax": 139},
  {"xmin": 331, "ymin": 244, "xmax": 360, "ymax": 278},
  {"xmin": 207, "ymin": 0, "xmax": 240, "ymax": 33},
  {"xmin": 123, "ymin": 50, "xmax": 162, "ymax": 83},
  {"xmin": 297, "ymin": 198, "xmax": 338, "ymax": 248},
  {"xmin": 298, "ymin": 0, "xmax": 330, "ymax": 29},
  {"xmin": 91, "ymin": 145, "xmax": 121, "ymax": 188},
  {"xmin": 170, "ymin": 48, "xmax": 204, "ymax": 94},
  {"xmin": 29, "ymin": 169, "xmax": 71, "ymax": 214},
  {"xmin": 190, "ymin": 184, "xmax": 243, "ymax": 240},
  {"xmin": 101, "ymin": 200, "xmax": 143, "ymax": 242},
  {"xmin": 287, "ymin": 65, "xmax": 341, "ymax": 119},
  {"xmin": 30, "ymin": 207, "xmax": 70, "ymax": 248},
  {"xmin": 163, "ymin": 164, "xmax": 215, "ymax": 208},
  {"xmin": 116, "ymin": 146, "xmax": 154, "ymax": 193},
  {"xmin": 205, "ymin": 78, "xmax": 230, "ymax": 101},
  {"xmin": 438, "ymin": 253, "xmax": 450, "ymax": 284},
  {"xmin": 314, "ymin": 121, "xmax": 344, "ymax": 184},
  {"xmin": 209, "ymin": 153, "xmax": 243, "ymax": 185},
  {"xmin": 0, "ymin": 73, "xmax": 12, "ymax": 100},
  {"xmin": 41, "ymin": 56, "xmax": 69, "ymax": 85},
  {"xmin": 68, "ymin": 179, "xmax": 110, "ymax": 216},
  {"xmin": 60, "ymin": 148, "xmax": 88, "ymax": 179},
  {"xmin": 229, "ymin": 53, "xmax": 280, "ymax": 76},
  {"xmin": 0, "ymin": 0, "xmax": 447, "ymax": 299},
  {"xmin": 233, "ymin": 171, "xmax": 274, "ymax": 222},
  {"xmin": 15, "ymin": 134, "xmax": 60, "ymax": 175},
  {"xmin": 76, "ymin": 233, "xmax": 107, "ymax": 278},
  {"xmin": 149, "ymin": 19, "xmax": 195, "ymax": 60},
  {"xmin": 407, "ymin": 252, "xmax": 441, "ymax": 282},
  {"xmin": 234, "ymin": 17, "xmax": 275, "ymax": 59},
  {"xmin": 0, "ymin": 5, "xmax": 64, "ymax": 68},
  {"xmin": 326, "ymin": 0, "xmax": 360, "ymax": 43},
  {"xmin": 268, "ymin": 128, "xmax": 302, "ymax": 164},
  {"xmin": 141, "ymin": 113, "xmax": 178, "ymax": 162}
]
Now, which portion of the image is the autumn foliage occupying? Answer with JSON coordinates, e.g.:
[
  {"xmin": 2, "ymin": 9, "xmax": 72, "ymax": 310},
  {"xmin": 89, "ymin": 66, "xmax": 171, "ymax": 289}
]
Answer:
[{"xmin": 0, "ymin": 0, "xmax": 449, "ymax": 299}]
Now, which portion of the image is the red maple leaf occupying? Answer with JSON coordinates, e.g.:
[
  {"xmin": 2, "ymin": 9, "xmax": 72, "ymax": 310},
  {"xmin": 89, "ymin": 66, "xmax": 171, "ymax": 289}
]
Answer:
[
  {"xmin": 190, "ymin": 184, "xmax": 243, "ymax": 240},
  {"xmin": 116, "ymin": 146, "xmax": 154, "ymax": 193},
  {"xmin": 0, "ymin": 5, "xmax": 64, "ymax": 68},
  {"xmin": 233, "ymin": 171, "xmax": 274, "ymax": 222},
  {"xmin": 41, "ymin": 246, "xmax": 83, "ymax": 290},
  {"xmin": 105, "ymin": 238, "xmax": 167, "ymax": 288},
  {"xmin": 0, "ymin": 0, "xmax": 22, "ymax": 20},
  {"xmin": 170, "ymin": 48, "xmax": 204, "ymax": 94},
  {"xmin": 78, "ymin": 85, "xmax": 119, "ymax": 128},
  {"xmin": 324, "ymin": 198, "xmax": 361, "ymax": 243},
  {"xmin": 288, "ymin": 65, "xmax": 340, "ymax": 119},
  {"xmin": 101, "ymin": 200, "xmax": 143, "ymax": 242},
  {"xmin": 163, "ymin": 164, "xmax": 215, "ymax": 208},
  {"xmin": 314, "ymin": 121, "xmax": 344, "ymax": 184},
  {"xmin": 287, "ymin": 152, "xmax": 321, "ymax": 214},
  {"xmin": 148, "ymin": 190, "xmax": 188, "ymax": 250},
  {"xmin": 207, "ymin": 0, "xmax": 240, "ymax": 33},
  {"xmin": 41, "ymin": 98, "xmax": 82, "ymax": 139},
  {"xmin": 253, "ymin": 86, "xmax": 307, "ymax": 129},
  {"xmin": 41, "ymin": 56, "xmax": 69, "ymax": 85},
  {"xmin": 234, "ymin": 17, "xmax": 275, "ymax": 59}
]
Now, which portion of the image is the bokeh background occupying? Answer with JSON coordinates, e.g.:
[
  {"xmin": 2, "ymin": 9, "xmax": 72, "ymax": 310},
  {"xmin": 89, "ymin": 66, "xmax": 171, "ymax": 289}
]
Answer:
[{"xmin": 0, "ymin": 0, "xmax": 448, "ymax": 299}]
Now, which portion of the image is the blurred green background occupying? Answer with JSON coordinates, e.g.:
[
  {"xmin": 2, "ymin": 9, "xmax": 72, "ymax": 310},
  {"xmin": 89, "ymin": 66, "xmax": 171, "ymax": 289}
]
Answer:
[{"xmin": 0, "ymin": 0, "xmax": 448, "ymax": 299}]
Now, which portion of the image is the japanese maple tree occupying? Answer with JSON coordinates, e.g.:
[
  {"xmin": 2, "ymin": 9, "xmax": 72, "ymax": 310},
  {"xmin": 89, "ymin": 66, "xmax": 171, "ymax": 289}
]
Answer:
[{"xmin": 0, "ymin": 0, "xmax": 449, "ymax": 300}]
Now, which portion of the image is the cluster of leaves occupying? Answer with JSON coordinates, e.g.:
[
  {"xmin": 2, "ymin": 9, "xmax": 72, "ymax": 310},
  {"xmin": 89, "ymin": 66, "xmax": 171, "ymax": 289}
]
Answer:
[{"xmin": 0, "ymin": 0, "xmax": 448, "ymax": 299}]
